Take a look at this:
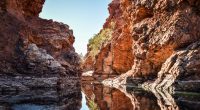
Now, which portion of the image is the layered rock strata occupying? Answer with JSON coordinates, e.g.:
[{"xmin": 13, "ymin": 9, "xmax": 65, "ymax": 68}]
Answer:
[
  {"xmin": 0, "ymin": 0, "xmax": 81, "ymax": 96},
  {"xmin": 84, "ymin": 0, "xmax": 200, "ymax": 90}
]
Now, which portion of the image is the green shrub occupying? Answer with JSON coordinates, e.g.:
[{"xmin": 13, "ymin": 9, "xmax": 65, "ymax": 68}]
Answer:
[
  {"xmin": 88, "ymin": 99, "xmax": 99, "ymax": 110},
  {"xmin": 88, "ymin": 21, "xmax": 115, "ymax": 58}
]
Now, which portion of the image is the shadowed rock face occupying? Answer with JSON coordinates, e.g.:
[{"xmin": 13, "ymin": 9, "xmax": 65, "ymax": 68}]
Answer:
[
  {"xmin": 0, "ymin": 0, "xmax": 81, "ymax": 99},
  {"xmin": 0, "ymin": 0, "xmax": 80, "ymax": 76},
  {"xmin": 84, "ymin": 0, "xmax": 200, "ymax": 90}
]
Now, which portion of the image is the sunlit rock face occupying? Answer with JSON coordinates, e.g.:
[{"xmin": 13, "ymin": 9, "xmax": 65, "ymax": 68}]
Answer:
[
  {"xmin": 82, "ymin": 55, "xmax": 94, "ymax": 72},
  {"xmin": 0, "ymin": 0, "xmax": 81, "ymax": 99},
  {"xmin": 142, "ymin": 41, "xmax": 200, "ymax": 91},
  {"xmin": 85, "ymin": 0, "xmax": 200, "ymax": 89},
  {"xmin": 83, "ymin": 0, "xmax": 134, "ymax": 77}
]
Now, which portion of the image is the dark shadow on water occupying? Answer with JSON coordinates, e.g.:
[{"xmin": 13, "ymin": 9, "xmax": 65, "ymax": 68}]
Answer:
[{"xmin": 0, "ymin": 88, "xmax": 82, "ymax": 110}]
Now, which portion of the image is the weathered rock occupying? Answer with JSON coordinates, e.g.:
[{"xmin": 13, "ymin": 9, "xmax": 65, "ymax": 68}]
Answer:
[
  {"xmin": 81, "ymin": 71, "xmax": 95, "ymax": 81},
  {"xmin": 142, "ymin": 41, "xmax": 200, "ymax": 91},
  {"xmin": 88, "ymin": 0, "xmax": 200, "ymax": 91},
  {"xmin": 82, "ymin": 55, "xmax": 94, "ymax": 72},
  {"xmin": 0, "ymin": 0, "xmax": 81, "ymax": 94},
  {"xmin": 83, "ymin": 0, "xmax": 134, "ymax": 76},
  {"xmin": 16, "ymin": 44, "xmax": 66, "ymax": 75}
]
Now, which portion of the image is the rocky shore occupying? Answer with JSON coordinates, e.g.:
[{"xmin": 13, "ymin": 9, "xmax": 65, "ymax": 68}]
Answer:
[
  {"xmin": 83, "ymin": 0, "xmax": 200, "ymax": 92},
  {"xmin": 0, "ymin": 0, "xmax": 81, "ymax": 108}
]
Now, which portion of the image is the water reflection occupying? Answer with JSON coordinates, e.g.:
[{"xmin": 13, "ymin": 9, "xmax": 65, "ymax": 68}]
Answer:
[
  {"xmin": 82, "ymin": 82, "xmax": 160, "ymax": 110},
  {"xmin": 0, "ymin": 88, "xmax": 82, "ymax": 110},
  {"xmin": 82, "ymin": 82, "xmax": 200, "ymax": 110},
  {"xmin": 1, "ymin": 82, "xmax": 200, "ymax": 110},
  {"xmin": 82, "ymin": 83, "xmax": 134, "ymax": 110}
]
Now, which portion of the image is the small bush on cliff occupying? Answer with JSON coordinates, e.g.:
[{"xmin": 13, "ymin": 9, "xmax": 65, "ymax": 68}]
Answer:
[
  {"xmin": 88, "ymin": 99, "xmax": 99, "ymax": 110},
  {"xmin": 88, "ymin": 22, "xmax": 114, "ymax": 58}
]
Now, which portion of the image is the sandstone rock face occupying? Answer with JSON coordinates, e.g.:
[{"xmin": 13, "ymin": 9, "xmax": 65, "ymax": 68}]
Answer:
[
  {"xmin": 142, "ymin": 41, "xmax": 200, "ymax": 90},
  {"xmin": 0, "ymin": 0, "xmax": 81, "ymax": 93},
  {"xmin": 85, "ymin": 0, "xmax": 200, "ymax": 90},
  {"xmin": 83, "ymin": 0, "xmax": 134, "ymax": 76},
  {"xmin": 82, "ymin": 53, "xmax": 94, "ymax": 72}
]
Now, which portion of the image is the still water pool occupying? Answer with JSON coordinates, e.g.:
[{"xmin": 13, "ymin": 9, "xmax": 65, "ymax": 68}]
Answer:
[{"xmin": 1, "ymin": 82, "xmax": 200, "ymax": 110}]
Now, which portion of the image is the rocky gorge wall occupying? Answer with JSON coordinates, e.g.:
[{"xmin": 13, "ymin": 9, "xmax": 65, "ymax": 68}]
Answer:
[
  {"xmin": 84, "ymin": 0, "xmax": 200, "ymax": 90},
  {"xmin": 0, "ymin": 0, "xmax": 81, "ymax": 76},
  {"xmin": 0, "ymin": 0, "xmax": 81, "ymax": 108},
  {"xmin": 83, "ymin": 0, "xmax": 135, "ymax": 79}
]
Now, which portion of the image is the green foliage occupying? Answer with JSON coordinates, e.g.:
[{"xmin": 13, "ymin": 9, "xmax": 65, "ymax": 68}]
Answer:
[
  {"xmin": 88, "ymin": 28, "xmax": 113, "ymax": 58},
  {"xmin": 87, "ymin": 21, "xmax": 115, "ymax": 59},
  {"xmin": 89, "ymin": 22, "xmax": 115, "ymax": 58},
  {"xmin": 88, "ymin": 99, "xmax": 99, "ymax": 110}
]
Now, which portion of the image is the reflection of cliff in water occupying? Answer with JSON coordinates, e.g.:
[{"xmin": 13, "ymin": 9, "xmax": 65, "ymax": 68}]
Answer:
[
  {"xmin": 142, "ymin": 84, "xmax": 200, "ymax": 110},
  {"xmin": 0, "ymin": 86, "xmax": 82, "ymax": 110},
  {"xmin": 82, "ymin": 82, "xmax": 160, "ymax": 110},
  {"xmin": 82, "ymin": 83, "xmax": 133, "ymax": 110},
  {"xmin": 142, "ymin": 87, "xmax": 179, "ymax": 110},
  {"xmin": 174, "ymin": 91, "xmax": 200, "ymax": 110},
  {"xmin": 82, "ymin": 82, "xmax": 200, "ymax": 110}
]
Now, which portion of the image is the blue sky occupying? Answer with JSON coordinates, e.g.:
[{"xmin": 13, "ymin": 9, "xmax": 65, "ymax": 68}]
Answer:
[{"xmin": 40, "ymin": 0, "xmax": 111, "ymax": 55}]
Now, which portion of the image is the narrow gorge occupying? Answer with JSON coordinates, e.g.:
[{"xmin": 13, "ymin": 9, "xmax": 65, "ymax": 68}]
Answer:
[
  {"xmin": 82, "ymin": 0, "xmax": 200, "ymax": 109},
  {"xmin": 0, "ymin": 0, "xmax": 200, "ymax": 110}
]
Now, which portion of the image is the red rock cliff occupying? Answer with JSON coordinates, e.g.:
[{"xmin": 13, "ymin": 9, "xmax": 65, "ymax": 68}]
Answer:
[
  {"xmin": 0, "ymin": 0, "xmax": 81, "ymax": 91},
  {"xmin": 83, "ymin": 0, "xmax": 134, "ymax": 78},
  {"xmin": 84, "ymin": 0, "xmax": 200, "ymax": 89}
]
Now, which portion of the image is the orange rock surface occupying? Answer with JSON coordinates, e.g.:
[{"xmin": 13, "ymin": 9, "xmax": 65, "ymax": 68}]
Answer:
[{"xmin": 84, "ymin": 0, "xmax": 200, "ymax": 89}]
